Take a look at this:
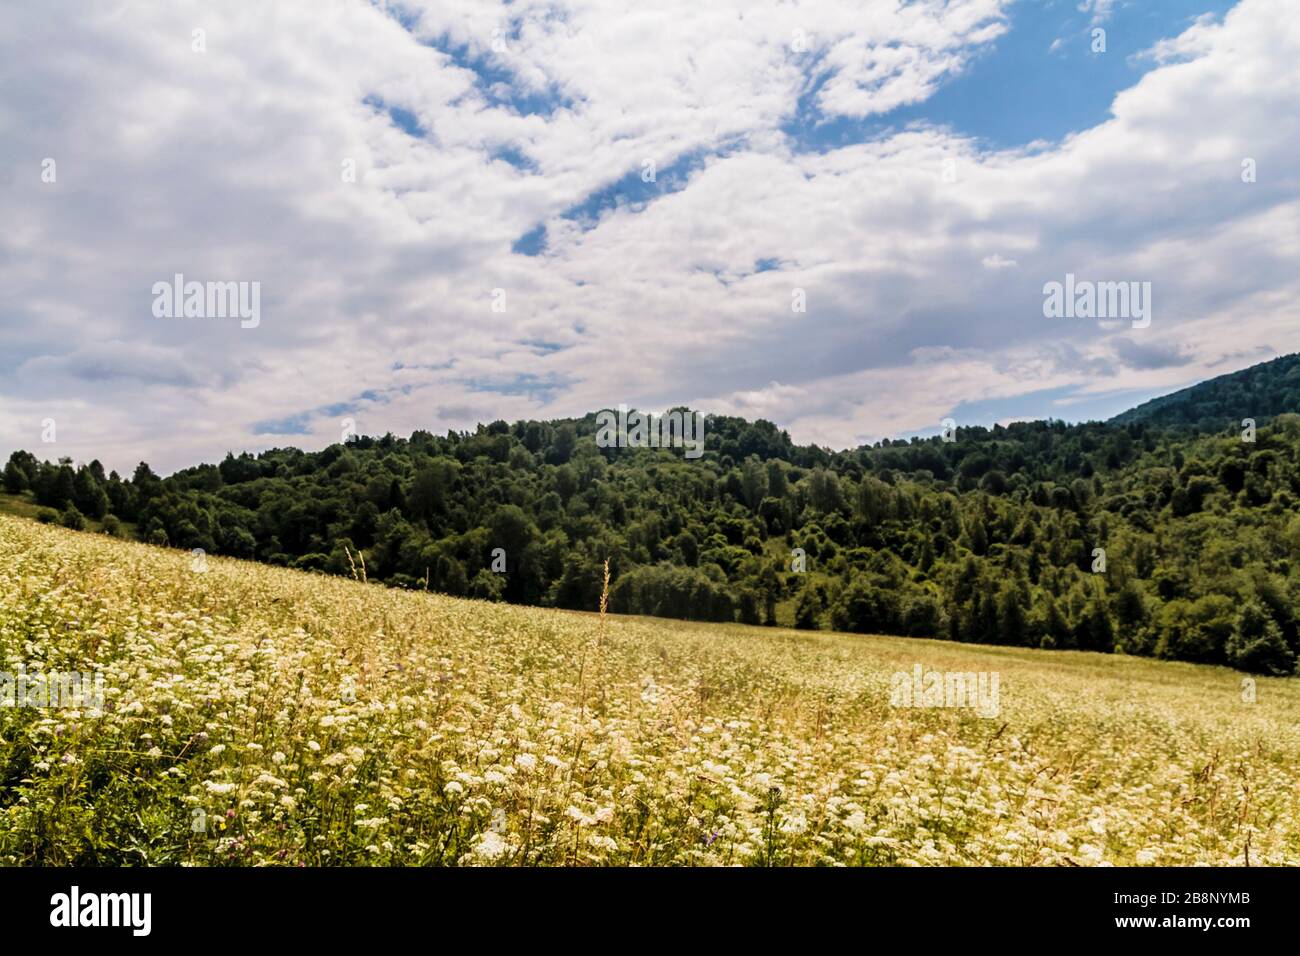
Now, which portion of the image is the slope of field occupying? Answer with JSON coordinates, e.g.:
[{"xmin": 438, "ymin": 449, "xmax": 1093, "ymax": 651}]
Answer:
[
  {"xmin": 0, "ymin": 490, "xmax": 126, "ymax": 535},
  {"xmin": 1, "ymin": 513, "xmax": 1296, "ymax": 866}
]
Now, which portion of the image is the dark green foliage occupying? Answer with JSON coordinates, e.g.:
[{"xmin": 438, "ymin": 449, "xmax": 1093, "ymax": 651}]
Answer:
[
  {"xmin": 830, "ymin": 575, "xmax": 898, "ymax": 634},
  {"xmin": 3, "ymin": 452, "xmax": 33, "ymax": 493},
  {"xmin": 60, "ymin": 504, "xmax": 85, "ymax": 531},
  {"xmin": 6, "ymin": 361, "xmax": 1300, "ymax": 674},
  {"xmin": 793, "ymin": 582, "xmax": 827, "ymax": 630},
  {"xmin": 1113, "ymin": 352, "xmax": 1300, "ymax": 430},
  {"xmin": 610, "ymin": 563, "xmax": 734, "ymax": 622},
  {"xmin": 1227, "ymin": 601, "xmax": 1297, "ymax": 675}
]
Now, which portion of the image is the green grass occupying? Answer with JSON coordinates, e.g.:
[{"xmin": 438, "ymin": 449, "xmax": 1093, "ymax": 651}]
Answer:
[{"xmin": 0, "ymin": 491, "xmax": 136, "ymax": 537}]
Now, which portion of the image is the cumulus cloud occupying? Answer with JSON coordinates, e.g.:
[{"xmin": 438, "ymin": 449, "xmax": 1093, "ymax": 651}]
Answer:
[{"xmin": 0, "ymin": 0, "xmax": 1296, "ymax": 472}]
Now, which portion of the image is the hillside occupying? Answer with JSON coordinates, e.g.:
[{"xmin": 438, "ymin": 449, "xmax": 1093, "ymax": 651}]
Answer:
[
  {"xmin": 1, "ymin": 514, "xmax": 1296, "ymax": 866},
  {"xmin": 1111, "ymin": 352, "xmax": 1300, "ymax": 429},
  {"xmin": 6, "ymin": 354, "xmax": 1300, "ymax": 677}
]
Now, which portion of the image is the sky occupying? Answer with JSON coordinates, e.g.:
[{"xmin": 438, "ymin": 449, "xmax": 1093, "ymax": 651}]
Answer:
[{"xmin": 1, "ymin": 0, "xmax": 1298, "ymax": 474}]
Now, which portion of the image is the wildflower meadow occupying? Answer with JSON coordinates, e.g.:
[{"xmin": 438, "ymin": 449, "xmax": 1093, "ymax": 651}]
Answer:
[{"xmin": 1, "ymin": 514, "xmax": 1296, "ymax": 866}]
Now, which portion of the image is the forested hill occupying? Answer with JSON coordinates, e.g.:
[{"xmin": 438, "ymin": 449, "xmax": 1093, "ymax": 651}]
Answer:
[
  {"xmin": 1111, "ymin": 352, "xmax": 1300, "ymax": 430},
  {"xmin": 6, "ymin": 356, "xmax": 1300, "ymax": 676}
]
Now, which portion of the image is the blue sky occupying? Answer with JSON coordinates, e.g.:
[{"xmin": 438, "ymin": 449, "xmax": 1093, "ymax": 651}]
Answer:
[
  {"xmin": 1, "ymin": 0, "xmax": 1297, "ymax": 471},
  {"xmin": 787, "ymin": 0, "xmax": 1239, "ymax": 152}
]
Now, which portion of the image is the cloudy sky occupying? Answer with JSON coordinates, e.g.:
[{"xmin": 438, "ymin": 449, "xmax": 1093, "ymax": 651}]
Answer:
[{"xmin": 2, "ymin": 0, "xmax": 1297, "ymax": 474}]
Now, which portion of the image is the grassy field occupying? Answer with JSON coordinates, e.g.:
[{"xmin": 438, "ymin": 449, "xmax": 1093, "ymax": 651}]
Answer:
[
  {"xmin": 0, "ymin": 491, "xmax": 62, "ymax": 524},
  {"xmin": 1, "ymin": 512, "xmax": 1296, "ymax": 866},
  {"xmin": 0, "ymin": 491, "xmax": 132, "ymax": 537}
]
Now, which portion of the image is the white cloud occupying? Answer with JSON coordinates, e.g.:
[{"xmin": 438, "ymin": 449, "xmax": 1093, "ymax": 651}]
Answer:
[
  {"xmin": 0, "ymin": 0, "xmax": 1296, "ymax": 471},
  {"xmin": 1078, "ymin": 0, "xmax": 1119, "ymax": 25}
]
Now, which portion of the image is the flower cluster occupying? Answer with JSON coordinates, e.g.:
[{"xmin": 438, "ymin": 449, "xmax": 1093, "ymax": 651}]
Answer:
[{"xmin": 1, "ymin": 515, "xmax": 1296, "ymax": 866}]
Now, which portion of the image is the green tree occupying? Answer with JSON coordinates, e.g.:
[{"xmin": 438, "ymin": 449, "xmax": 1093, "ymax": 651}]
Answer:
[{"xmin": 1226, "ymin": 602, "xmax": 1296, "ymax": 675}]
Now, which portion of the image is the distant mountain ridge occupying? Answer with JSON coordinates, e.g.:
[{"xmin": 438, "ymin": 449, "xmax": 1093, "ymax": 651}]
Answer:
[{"xmin": 1110, "ymin": 352, "xmax": 1300, "ymax": 430}]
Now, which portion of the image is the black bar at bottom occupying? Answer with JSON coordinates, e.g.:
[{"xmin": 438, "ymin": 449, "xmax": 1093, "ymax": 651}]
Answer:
[{"xmin": 0, "ymin": 866, "xmax": 1282, "ymax": 942}]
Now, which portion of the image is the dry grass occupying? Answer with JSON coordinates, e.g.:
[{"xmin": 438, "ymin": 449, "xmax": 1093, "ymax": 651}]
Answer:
[{"xmin": 0, "ymin": 513, "xmax": 1297, "ymax": 866}]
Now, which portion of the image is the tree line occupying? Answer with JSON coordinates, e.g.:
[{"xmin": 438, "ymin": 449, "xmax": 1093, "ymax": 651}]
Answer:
[{"xmin": 6, "ymin": 397, "xmax": 1300, "ymax": 675}]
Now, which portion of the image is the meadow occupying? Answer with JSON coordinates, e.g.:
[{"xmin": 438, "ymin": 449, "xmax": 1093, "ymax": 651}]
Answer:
[{"xmin": 1, "ymin": 513, "xmax": 1296, "ymax": 866}]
